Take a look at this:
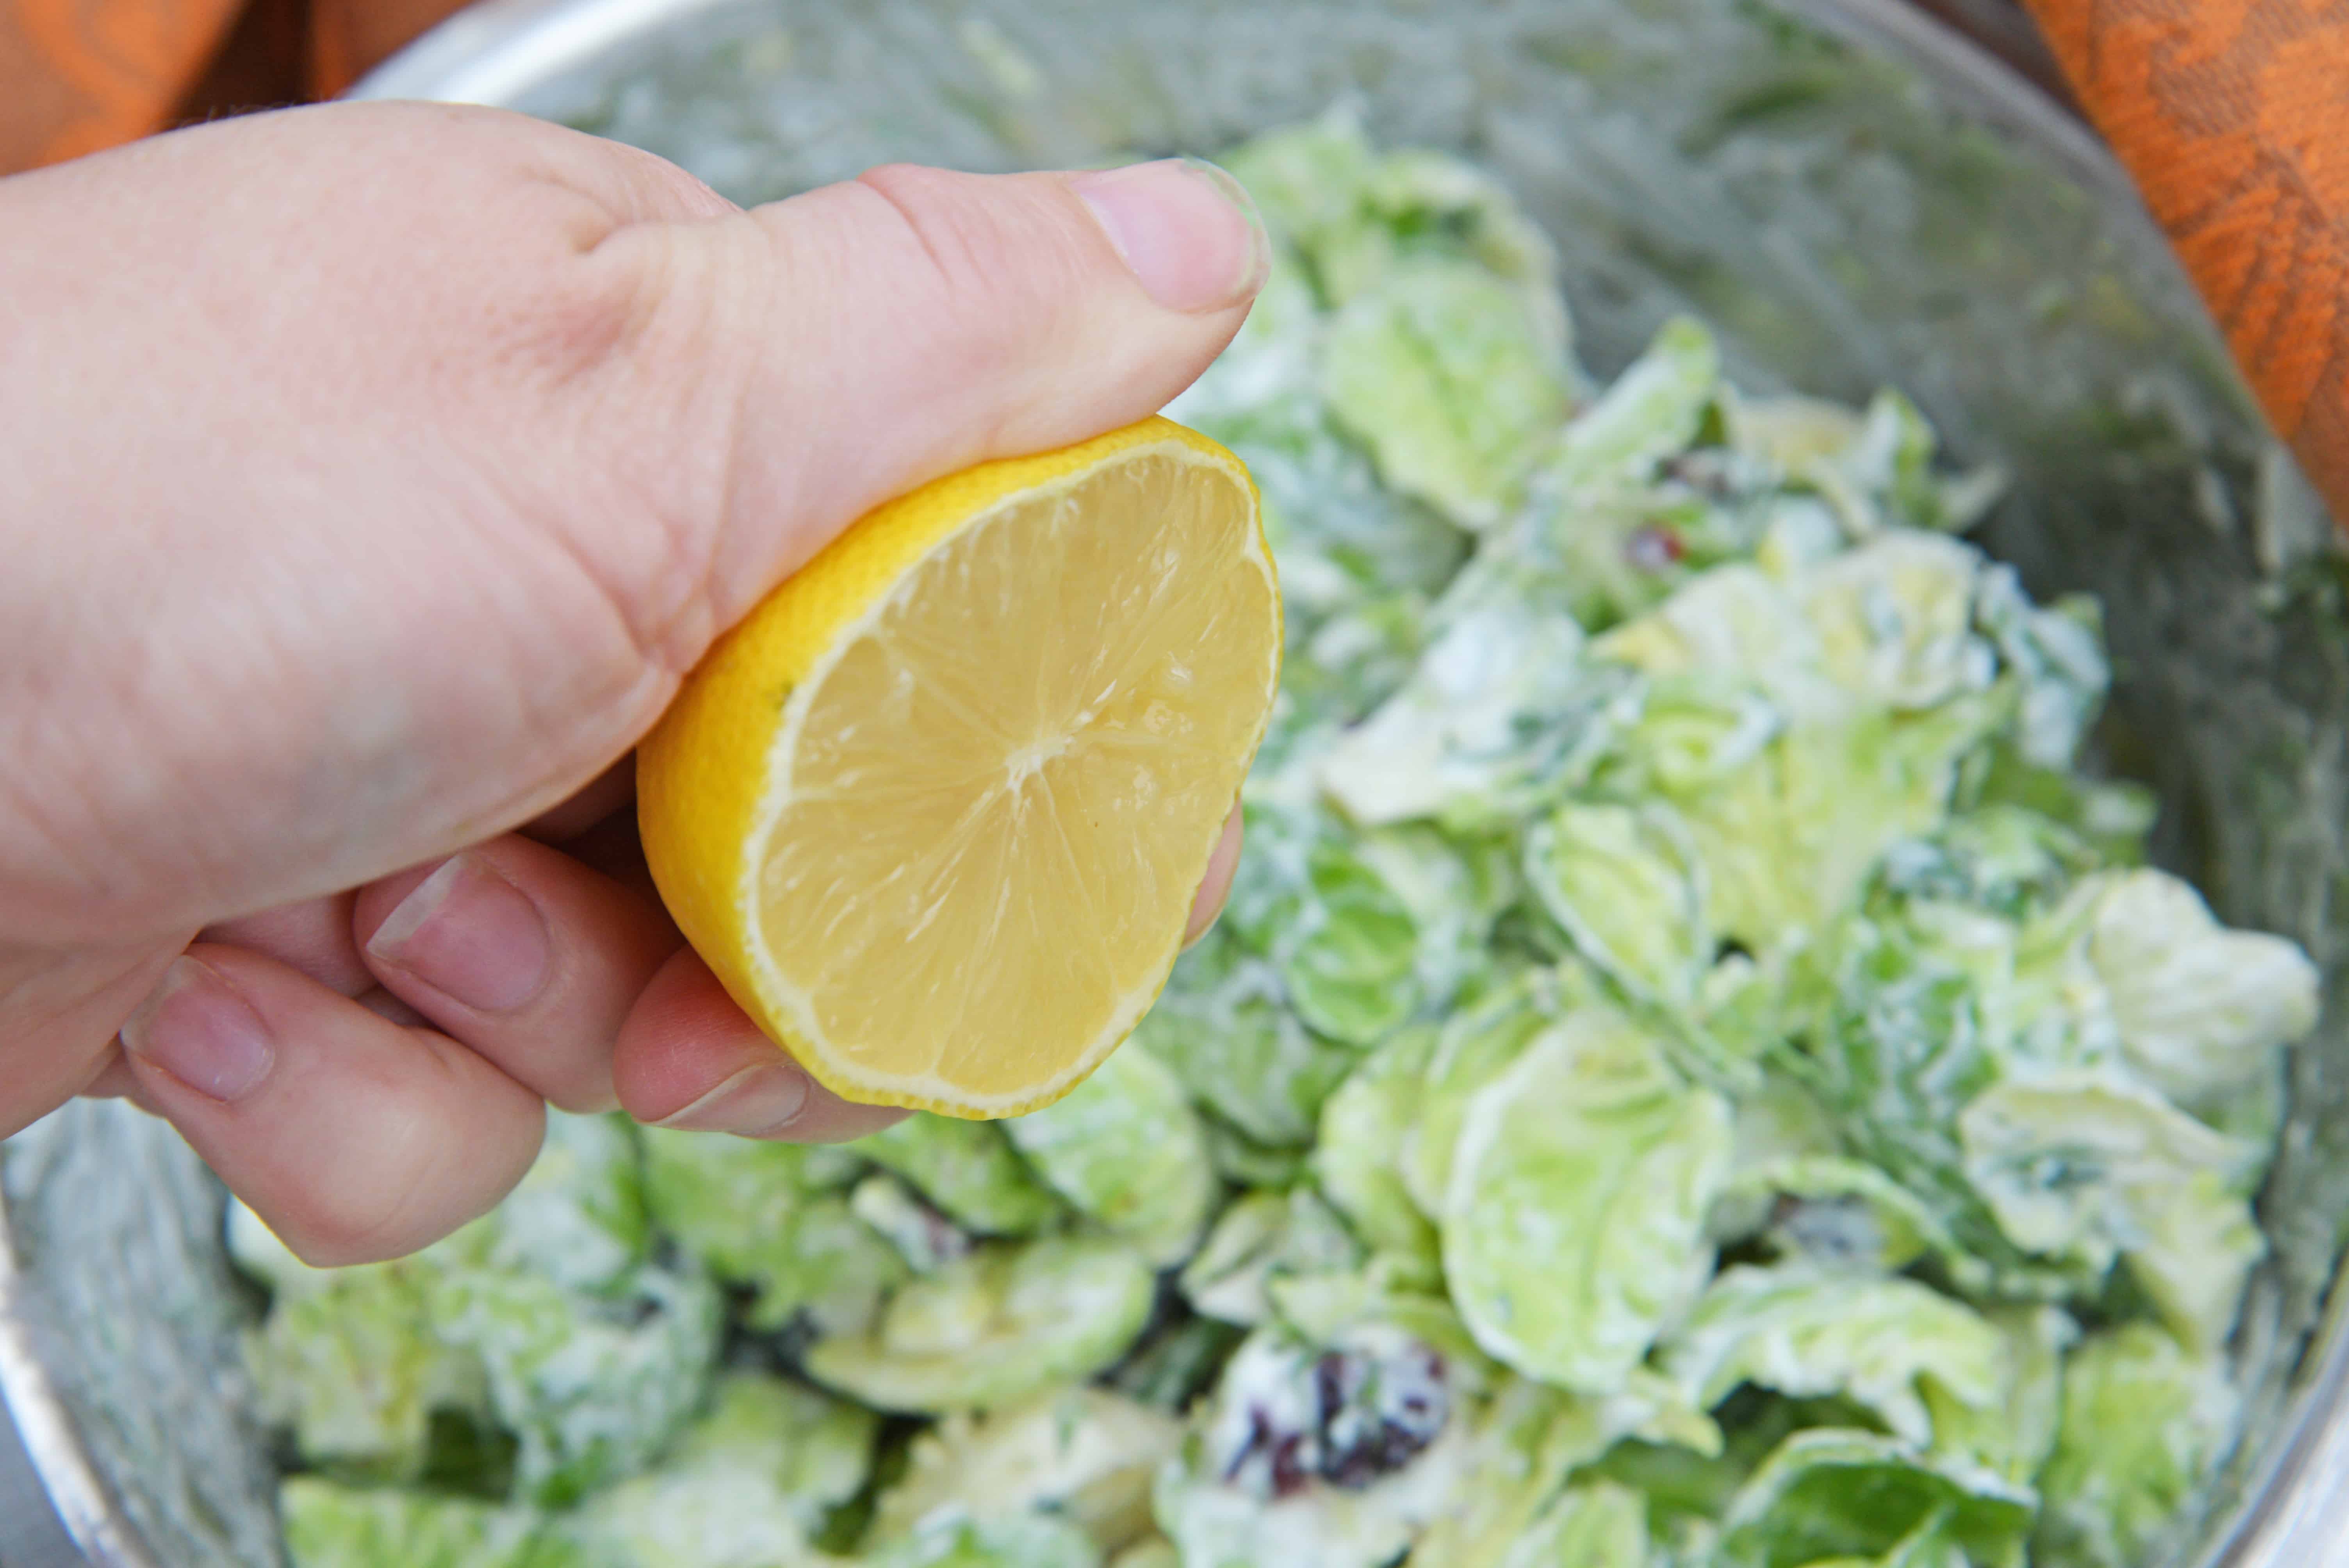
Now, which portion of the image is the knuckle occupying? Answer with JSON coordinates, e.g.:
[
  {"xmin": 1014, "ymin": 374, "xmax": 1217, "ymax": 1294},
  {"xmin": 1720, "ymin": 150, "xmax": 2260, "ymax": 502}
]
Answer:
[
  {"xmin": 854, "ymin": 165, "xmax": 991, "ymax": 297},
  {"xmin": 272, "ymin": 1085, "xmax": 541, "ymax": 1266},
  {"xmin": 490, "ymin": 220, "xmax": 756, "ymax": 680},
  {"xmin": 276, "ymin": 1188, "xmax": 426, "ymax": 1269},
  {"xmin": 847, "ymin": 167, "xmax": 1089, "ymax": 358}
]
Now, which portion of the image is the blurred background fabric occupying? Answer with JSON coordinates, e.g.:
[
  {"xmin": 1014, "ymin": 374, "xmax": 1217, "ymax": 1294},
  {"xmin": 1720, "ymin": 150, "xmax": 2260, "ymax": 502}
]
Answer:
[
  {"xmin": 1, "ymin": 0, "xmax": 463, "ymax": 169},
  {"xmin": 0, "ymin": 0, "xmax": 2058, "ymax": 175}
]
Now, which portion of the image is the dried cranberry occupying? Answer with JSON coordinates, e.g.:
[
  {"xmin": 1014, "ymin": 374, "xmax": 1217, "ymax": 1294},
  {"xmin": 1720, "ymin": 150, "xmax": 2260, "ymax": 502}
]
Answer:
[
  {"xmin": 1625, "ymin": 523, "xmax": 1686, "ymax": 572},
  {"xmin": 1216, "ymin": 1337, "xmax": 1454, "ymax": 1502},
  {"xmin": 1314, "ymin": 1352, "xmax": 1351, "ymax": 1428},
  {"xmin": 1221, "ymin": 1408, "xmax": 1271, "ymax": 1486},
  {"xmin": 1268, "ymin": 1432, "xmax": 1315, "ymax": 1499},
  {"xmin": 1320, "ymin": 1440, "xmax": 1389, "ymax": 1491},
  {"xmin": 1313, "ymin": 1341, "xmax": 1450, "ymax": 1491}
]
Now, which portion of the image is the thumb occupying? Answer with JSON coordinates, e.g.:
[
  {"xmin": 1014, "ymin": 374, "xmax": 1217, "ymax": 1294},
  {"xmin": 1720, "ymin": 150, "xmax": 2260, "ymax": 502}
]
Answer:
[{"xmin": 686, "ymin": 155, "xmax": 1268, "ymax": 624}]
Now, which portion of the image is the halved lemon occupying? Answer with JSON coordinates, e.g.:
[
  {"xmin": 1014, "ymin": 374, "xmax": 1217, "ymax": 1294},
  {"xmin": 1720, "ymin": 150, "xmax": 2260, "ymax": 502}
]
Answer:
[{"xmin": 638, "ymin": 418, "xmax": 1281, "ymax": 1119}]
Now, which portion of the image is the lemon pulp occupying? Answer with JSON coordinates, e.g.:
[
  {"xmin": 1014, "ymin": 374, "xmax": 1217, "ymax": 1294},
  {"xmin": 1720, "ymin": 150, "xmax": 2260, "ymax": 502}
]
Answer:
[{"xmin": 665, "ymin": 428, "xmax": 1278, "ymax": 1115}]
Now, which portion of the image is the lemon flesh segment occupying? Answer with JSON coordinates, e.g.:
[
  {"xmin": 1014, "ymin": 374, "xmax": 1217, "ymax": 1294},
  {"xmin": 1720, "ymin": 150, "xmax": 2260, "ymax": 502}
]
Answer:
[{"xmin": 751, "ymin": 440, "xmax": 1278, "ymax": 1115}]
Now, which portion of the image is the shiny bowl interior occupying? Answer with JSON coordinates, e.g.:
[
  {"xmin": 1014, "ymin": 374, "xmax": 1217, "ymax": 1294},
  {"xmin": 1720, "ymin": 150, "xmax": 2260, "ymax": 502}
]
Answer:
[{"xmin": 6, "ymin": 1, "xmax": 2349, "ymax": 1564}]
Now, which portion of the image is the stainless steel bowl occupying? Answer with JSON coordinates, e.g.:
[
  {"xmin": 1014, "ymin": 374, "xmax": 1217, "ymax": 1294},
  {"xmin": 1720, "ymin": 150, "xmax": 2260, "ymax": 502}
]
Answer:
[{"xmin": 7, "ymin": 1, "xmax": 2348, "ymax": 1563}]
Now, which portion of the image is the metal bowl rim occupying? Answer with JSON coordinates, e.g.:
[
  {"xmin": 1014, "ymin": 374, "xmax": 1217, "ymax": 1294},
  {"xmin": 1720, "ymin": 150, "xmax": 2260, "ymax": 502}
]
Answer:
[{"xmin": 6, "ymin": 2, "xmax": 2345, "ymax": 1564}]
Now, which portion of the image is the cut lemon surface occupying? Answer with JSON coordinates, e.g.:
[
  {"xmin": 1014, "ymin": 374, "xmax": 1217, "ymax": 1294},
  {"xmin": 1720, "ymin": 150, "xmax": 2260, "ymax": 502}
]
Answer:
[{"xmin": 638, "ymin": 418, "xmax": 1282, "ymax": 1119}]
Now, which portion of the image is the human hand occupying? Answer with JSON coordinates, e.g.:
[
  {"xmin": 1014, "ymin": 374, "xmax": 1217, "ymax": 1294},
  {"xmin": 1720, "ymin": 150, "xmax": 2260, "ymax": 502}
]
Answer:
[{"xmin": 0, "ymin": 102, "xmax": 1263, "ymax": 1263}]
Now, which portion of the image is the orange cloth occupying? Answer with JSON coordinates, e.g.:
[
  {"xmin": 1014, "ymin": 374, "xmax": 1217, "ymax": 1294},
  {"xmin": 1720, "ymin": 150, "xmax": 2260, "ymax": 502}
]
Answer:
[
  {"xmin": 2023, "ymin": 0, "xmax": 2349, "ymax": 522},
  {"xmin": 0, "ymin": 0, "xmax": 464, "ymax": 171}
]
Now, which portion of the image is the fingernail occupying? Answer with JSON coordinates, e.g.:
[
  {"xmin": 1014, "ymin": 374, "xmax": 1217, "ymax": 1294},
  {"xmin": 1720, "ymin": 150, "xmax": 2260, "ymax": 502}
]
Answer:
[
  {"xmin": 1071, "ymin": 157, "xmax": 1269, "ymax": 313},
  {"xmin": 120, "ymin": 957, "xmax": 275, "ymax": 1103},
  {"xmin": 1184, "ymin": 806, "xmax": 1243, "ymax": 950},
  {"xmin": 651, "ymin": 1062, "xmax": 811, "ymax": 1137},
  {"xmin": 367, "ymin": 854, "xmax": 551, "ymax": 1013}
]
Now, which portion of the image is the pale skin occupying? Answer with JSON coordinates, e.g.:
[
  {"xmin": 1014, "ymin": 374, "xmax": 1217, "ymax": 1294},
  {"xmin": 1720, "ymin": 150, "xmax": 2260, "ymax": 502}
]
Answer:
[{"xmin": 0, "ymin": 101, "xmax": 1263, "ymax": 1266}]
